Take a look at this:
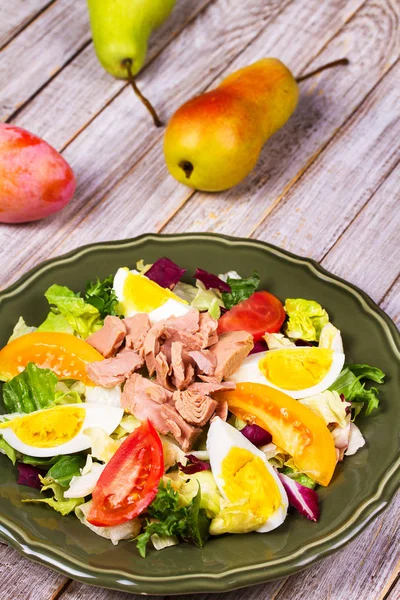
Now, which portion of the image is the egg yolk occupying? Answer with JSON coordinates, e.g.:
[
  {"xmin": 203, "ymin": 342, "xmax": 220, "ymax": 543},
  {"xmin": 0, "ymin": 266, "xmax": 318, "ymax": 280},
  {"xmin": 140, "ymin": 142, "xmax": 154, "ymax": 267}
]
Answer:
[
  {"xmin": 122, "ymin": 272, "xmax": 187, "ymax": 313},
  {"xmin": 220, "ymin": 447, "xmax": 281, "ymax": 523},
  {"xmin": 0, "ymin": 406, "xmax": 85, "ymax": 448},
  {"xmin": 259, "ymin": 347, "xmax": 333, "ymax": 390}
]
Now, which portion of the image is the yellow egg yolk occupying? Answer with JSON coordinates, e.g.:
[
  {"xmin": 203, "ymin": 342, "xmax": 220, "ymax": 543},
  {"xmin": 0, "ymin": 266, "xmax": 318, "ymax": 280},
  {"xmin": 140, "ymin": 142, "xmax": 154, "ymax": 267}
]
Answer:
[
  {"xmin": 0, "ymin": 406, "xmax": 85, "ymax": 448},
  {"xmin": 220, "ymin": 447, "xmax": 281, "ymax": 522},
  {"xmin": 259, "ymin": 347, "xmax": 333, "ymax": 390},
  {"xmin": 121, "ymin": 272, "xmax": 187, "ymax": 313}
]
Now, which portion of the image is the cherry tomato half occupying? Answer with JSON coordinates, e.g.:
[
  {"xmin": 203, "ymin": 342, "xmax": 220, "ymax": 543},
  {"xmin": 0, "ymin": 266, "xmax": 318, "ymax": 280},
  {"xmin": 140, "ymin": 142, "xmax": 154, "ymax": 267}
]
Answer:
[
  {"xmin": 87, "ymin": 420, "xmax": 164, "ymax": 527},
  {"xmin": 218, "ymin": 291, "xmax": 286, "ymax": 342}
]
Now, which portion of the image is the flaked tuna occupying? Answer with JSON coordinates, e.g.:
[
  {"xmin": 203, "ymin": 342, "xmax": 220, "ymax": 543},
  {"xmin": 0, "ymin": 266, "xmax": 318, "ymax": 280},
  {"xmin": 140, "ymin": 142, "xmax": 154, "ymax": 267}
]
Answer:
[
  {"xmin": 86, "ymin": 350, "xmax": 144, "ymax": 387},
  {"xmin": 173, "ymin": 390, "xmax": 217, "ymax": 427},
  {"xmin": 86, "ymin": 316, "xmax": 126, "ymax": 358}
]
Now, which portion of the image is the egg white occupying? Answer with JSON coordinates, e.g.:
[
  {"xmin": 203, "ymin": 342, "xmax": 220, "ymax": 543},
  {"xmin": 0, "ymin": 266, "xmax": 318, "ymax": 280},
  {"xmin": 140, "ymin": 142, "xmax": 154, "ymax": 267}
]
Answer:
[
  {"xmin": 207, "ymin": 417, "xmax": 288, "ymax": 533},
  {"xmin": 230, "ymin": 347, "xmax": 345, "ymax": 400},
  {"xmin": 113, "ymin": 268, "xmax": 190, "ymax": 322},
  {"xmin": 0, "ymin": 403, "xmax": 123, "ymax": 457}
]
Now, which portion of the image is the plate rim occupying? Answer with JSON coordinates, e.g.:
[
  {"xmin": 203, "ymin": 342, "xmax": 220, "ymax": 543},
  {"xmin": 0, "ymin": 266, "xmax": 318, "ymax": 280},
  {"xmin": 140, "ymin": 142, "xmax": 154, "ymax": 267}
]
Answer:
[{"xmin": 0, "ymin": 231, "xmax": 399, "ymax": 595}]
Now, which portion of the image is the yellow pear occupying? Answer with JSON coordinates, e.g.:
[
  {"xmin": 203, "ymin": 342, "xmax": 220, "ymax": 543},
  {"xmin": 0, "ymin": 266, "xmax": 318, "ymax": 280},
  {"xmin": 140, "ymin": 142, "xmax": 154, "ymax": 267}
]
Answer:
[{"xmin": 164, "ymin": 59, "xmax": 299, "ymax": 191}]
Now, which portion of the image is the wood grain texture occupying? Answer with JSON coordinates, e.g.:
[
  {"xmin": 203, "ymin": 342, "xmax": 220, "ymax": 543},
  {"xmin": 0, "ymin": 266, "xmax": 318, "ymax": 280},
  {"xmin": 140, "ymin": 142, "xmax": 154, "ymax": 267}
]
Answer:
[
  {"xmin": 0, "ymin": 541, "xmax": 66, "ymax": 600},
  {"xmin": 164, "ymin": 0, "xmax": 400, "ymax": 236},
  {"xmin": 1, "ymin": 0, "xmax": 290, "ymax": 288},
  {"xmin": 0, "ymin": 0, "xmax": 53, "ymax": 49},
  {"xmin": 12, "ymin": 0, "xmax": 214, "ymax": 149},
  {"xmin": 0, "ymin": 0, "xmax": 90, "ymax": 121},
  {"xmin": 321, "ymin": 163, "xmax": 400, "ymax": 303}
]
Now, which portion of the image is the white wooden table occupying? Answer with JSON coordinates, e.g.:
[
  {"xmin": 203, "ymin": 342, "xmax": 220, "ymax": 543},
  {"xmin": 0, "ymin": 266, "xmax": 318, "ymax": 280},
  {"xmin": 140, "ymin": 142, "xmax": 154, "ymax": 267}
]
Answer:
[{"xmin": 1, "ymin": 1, "xmax": 399, "ymax": 599}]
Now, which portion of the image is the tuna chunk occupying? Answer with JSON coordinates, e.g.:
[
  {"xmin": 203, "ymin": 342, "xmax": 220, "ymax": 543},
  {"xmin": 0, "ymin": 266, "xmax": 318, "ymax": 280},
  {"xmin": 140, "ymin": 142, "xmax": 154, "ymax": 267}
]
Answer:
[
  {"xmin": 86, "ymin": 350, "xmax": 144, "ymax": 388},
  {"xmin": 188, "ymin": 349, "xmax": 216, "ymax": 376},
  {"xmin": 160, "ymin": 403, "xmax": 202, "ymax": 452},
  {"xmin": 155, "ymin": 351, "xmax": 173, "ymax": 390},
  {"xmin": 173, "ymin": 390, "xmax": 217, "ymax": 427},
  {"xmin": 144, "ymin": 320, "xmax": 166, "ymax": 376},
  {"xmin": 122, "ymin": 373, "xmax": 201, "ymax": 451},
  {"xmin": 164, "ymin": 308, "xmax": 200, "ymax": 334},
  {"xmin": 212, "ymin": 400, "xmax": 228, "ymax": 422},
  {"xmin": 123, "ymin": 313, "xmax": 151, "ymax": 356},
  {"xmin": 86, "ymin": 316, "xmax": 126, "ymax": 358},
  {"xmin": 197, "ymin": 312, "xmax": 219, "ymax": 347},
  {"xmin": 210, "ymin": 331, "xmax": 254, "ymax": 380},
  {"xmin": 171, "ymin": 341, "xmax": 195, "ymax": 390},
  {"xmin": 188, "ymin": 380, "xmax": 236, "ymax": 395}
]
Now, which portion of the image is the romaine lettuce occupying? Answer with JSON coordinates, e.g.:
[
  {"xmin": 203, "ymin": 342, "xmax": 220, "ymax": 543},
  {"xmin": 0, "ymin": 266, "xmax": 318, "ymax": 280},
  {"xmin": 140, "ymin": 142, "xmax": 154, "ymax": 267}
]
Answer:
[
  {"xmin": 2, "ymin": 363, "xmax": 58, "ymax": 413},
  {"xmin": 0, "ymin": 437, "xmax": 17, "ymax": 464},
  {"xmin": 23, "ymin": 476, "xmax": 84, "ymax": 515},
  {"xmin": 7, "ymin": 317, "xmax": 36, "ymax": 343},
  {"xmin": 44, "ymin": 284, "xmax": 103, "ymax": 339},
  {"xmin": 299, "ymin": 390, "xmax": 350, "ymax": 428},
  {"xmin": 37, "ymin": 312, "xmax": 74, "ymax": 334},
  {"xmin": 284, "ymin": 298, "xmax": 329, "ymax": 342}
]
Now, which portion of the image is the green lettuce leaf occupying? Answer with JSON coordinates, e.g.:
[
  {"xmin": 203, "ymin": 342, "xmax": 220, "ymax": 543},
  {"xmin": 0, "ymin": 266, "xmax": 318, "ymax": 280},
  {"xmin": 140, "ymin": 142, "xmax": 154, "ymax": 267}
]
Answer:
[
  {"xmin": 329, "ymin": 363, "xmax": 385, "ymax": 417},
  {"xmin": 179, "ymin": 471, "xmax": 221, "ymax": 518},
  {"xmin": 135, "ymin": 481, "xmax": 210, "ymax": 558},
  {"xmin": 0, "ymin": 436, "xmax": 17, "ymax": 464},
  {"xmin": 22, "ymin": 476, "xmax": 84, "ymax": 515},
  {"xmin": 284, "ymin": 298, "xmax": 329, "ymax": 342},
  {"xmin": 2, "ymin": 363, "xmax": 58, "ymax": 413},
  {"xmin": 222, "ymin": 271, "xmax": 260, "ymax": 309},
  {"xmin": 84, "ymin": 275, "xmax": 121, "ymax": 319},
  {"xmin": 44, "ymin": 284, "xmax": 103, "ymax": 339},
  {"xmin": 7, "ymin": 317, "xmax": 36, "ymax": 343},
  {"xmin": 19, "ymin": 454, "xmax": 62, "ymax": 468},
  {"xmin": 37, "ymin": 312, "xmax": 74, "ymax": 334},
  {"xmin": 46, "ymin": 455, "xmax": 86, "ymax": 488}
]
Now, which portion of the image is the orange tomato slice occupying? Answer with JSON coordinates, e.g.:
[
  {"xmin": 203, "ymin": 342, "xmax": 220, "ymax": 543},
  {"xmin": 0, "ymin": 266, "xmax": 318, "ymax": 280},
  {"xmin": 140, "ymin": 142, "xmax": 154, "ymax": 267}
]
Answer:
[
  {"xmin": 0, "ymin": 331, "xmax": 103, "ymax": 386},
  {"xmin": 215, "ymin": 382, "xmax": 337, "ymax": 486}
]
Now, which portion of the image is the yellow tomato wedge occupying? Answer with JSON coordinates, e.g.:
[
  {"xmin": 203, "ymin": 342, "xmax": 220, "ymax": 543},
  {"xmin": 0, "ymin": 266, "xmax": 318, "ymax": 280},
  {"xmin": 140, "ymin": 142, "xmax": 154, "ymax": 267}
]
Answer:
[
  {"xmin": 215, "ymin": 382, "xmax": 336, "ymax": 486},
  {"xmin": 0, "ymin": 331, "xmax": 103, "ymax": 386}
]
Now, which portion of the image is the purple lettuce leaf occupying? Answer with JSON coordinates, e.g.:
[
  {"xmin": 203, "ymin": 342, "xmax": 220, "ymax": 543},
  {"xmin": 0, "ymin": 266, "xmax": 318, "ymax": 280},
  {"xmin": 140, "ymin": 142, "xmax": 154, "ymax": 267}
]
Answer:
[
  {"xmin": 240, "ymin": 424, "xmax": 272, "ymax": 446},
  {"xmin": 194, "ymin": 268, "xmax": 231, "ymax": 293},
  {"xmin": 250, "ymin": 339, "xmax": 268, "ymax": 355},
  {"xmin": 179, "ymin": 454, "xmax": 210, "ymax": 474},
  {"xmin": 278, "ymin": 472, "xmax": 320, "ymax": 522},
  {"xmin": 145, "ymin": 257, "xmax": 186, "ymax": 289},
  {"xmin": 16, "ymin": 463, "xmax": 46, "ymax": 489}
]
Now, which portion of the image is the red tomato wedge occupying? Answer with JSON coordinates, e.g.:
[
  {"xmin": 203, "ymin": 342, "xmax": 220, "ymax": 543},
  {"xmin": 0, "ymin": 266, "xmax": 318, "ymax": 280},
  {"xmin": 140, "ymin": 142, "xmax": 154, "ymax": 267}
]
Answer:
[
  {"xmin": 87, "ymin": 420, "xmax": 164, "ymax": 527},
  {"xmin": 218, "ymin": 291, "xmax": 286, "ymax": 342}
]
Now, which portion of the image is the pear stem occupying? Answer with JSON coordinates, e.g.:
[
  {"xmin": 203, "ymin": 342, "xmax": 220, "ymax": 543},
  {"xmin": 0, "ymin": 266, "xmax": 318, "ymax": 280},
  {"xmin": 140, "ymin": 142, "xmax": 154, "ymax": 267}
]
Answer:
[
  {"xmin": 122, "ymin": 59, "xmax": 162, "ymax": 127},
  {"xmin": 296, "ymin": 58, "xmax": 349, "ymax": 83}
]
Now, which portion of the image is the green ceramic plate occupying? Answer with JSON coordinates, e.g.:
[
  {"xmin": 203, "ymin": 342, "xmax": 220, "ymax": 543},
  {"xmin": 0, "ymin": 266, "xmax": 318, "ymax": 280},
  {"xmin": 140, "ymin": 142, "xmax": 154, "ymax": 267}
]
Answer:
[{"xmin": 0, "ymin": 233, "xmax": 399, "ymax": 595}]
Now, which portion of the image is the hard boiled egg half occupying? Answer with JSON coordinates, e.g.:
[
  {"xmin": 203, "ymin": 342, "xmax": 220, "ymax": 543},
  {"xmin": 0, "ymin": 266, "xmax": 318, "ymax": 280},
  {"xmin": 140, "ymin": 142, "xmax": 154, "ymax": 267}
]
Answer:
[
  {"xmin": 113, "ymin": 268, "xmax": 190, "ymax": 322},
  {"xmin": 0, "ymin": 403, "xmax": 123, "ymax": 457},
  {"xmin": 230, "ymin": 346, "xmax": 344, "ymax": 400},
  {"xmin": 207, "ymin": 417, "xmax": 288, "ymax": 534}
]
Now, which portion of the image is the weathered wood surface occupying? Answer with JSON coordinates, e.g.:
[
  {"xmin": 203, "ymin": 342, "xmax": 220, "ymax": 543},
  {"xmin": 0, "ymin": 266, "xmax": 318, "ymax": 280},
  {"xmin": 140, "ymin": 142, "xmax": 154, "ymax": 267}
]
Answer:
[{"xmin": 0, "ymin": 0, "xmax": 399, "ymax": 599}]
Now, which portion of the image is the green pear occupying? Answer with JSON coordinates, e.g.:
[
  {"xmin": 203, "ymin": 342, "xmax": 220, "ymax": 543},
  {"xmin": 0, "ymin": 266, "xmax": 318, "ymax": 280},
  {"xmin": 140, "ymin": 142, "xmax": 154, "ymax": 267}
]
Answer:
[{"xmin": 87, "ymin": 0, "xmax": 176, "ymax": 125}]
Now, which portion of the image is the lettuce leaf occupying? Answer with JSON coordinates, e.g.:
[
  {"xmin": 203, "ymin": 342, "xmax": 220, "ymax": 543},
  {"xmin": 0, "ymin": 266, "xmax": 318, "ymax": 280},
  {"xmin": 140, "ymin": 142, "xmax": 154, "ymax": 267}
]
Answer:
[
  {"xmin": 76, "ymin": 500, "xmax": 141, "ymax": 544},
  {"xmin": 299, "ymin": 390, "xmax": 350, "ymax": 428},
  {"xmin": 0, "ymin": 436, "xmax": 17, "ymax": 464},
  {"xmin": 7, "ymin": 317, "xmax": 36, "ymax": 343},
  {"xmin": 222, "ymin": 271, "xmax": 260, "ymax": 309},
  {"xmin": 284, "ymin": 298, "xmax": 329, "ymax": 342},
  {"xmin": 3, "ymin": 363, "xmax": 58, "ymax": 413},
  {"xmin": 44, "ymin": 284, "xmax": 102, "ymax": 339},
  {"xmin": 22, "ymin": 476, "xmax": 84, "ymax": 515},
  {"xmin": 329, "ymin": 363, "xmax": 385, "ymax": 416},
  {"xmin": 280, "ymin": 467, "xmax": 316, "ymax": 490},
  {"xmin": 37, "ymin": 312, "xmax": 74, "ymax": 334},
  {"xmin": 135, "ymin": 480, "xmax": 210, "ymax": 558},
  {"xmin": 46, "ymin": 455, "xmax": 86, "ymax": 488},
  {"xmin": 84, "ymin": 275, "xmax": 121, "ymax": 318}
]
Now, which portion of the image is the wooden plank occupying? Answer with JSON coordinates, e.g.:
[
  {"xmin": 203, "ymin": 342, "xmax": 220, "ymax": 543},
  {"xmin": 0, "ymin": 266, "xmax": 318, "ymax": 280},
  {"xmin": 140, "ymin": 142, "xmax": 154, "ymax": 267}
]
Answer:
[
  {"xmin": 0, "ymin": 542, "xmax": 66, "ymax": 600},
  {"xmin": 164, "ymin": 0, "xmax": 400, "ymax": 236},
  {"xmin": 275, "ymin": 492, "xmax": 400, "ymax": 600},
  {"xmin": 12, "ymin": 0, "xmax": 214, "ymax": 150},
  {"xmin": 0, "ymin": 0, "xmax": 90, "ymax": 122},
  {"xmin": 0, "ymin": 0, "xmax": 54, "ymax": 49},
  {"xmin": 0, "ymin": 0, "xmax": 291, "ymax": 288},
  {"xmin": 321, "ymin": 164, "xmax": 400, "ymax": 303}
]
